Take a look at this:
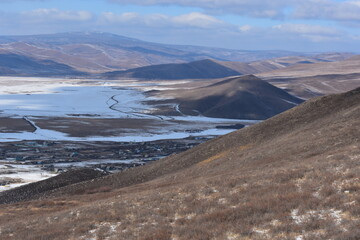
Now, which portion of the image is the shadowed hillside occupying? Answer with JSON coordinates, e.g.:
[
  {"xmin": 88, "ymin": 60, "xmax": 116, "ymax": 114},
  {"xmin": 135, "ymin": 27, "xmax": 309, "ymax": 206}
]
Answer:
[
  {"xmin": 103, "ymin": 59, "xmax": 241, "ymax": 80},
  {"xmin": 0, "ymin": 87, "xmax": 359, "ymax": 240},
  {"xmin": 0, "ymin": 53, "xmax": 84, "ymax": 76},
  {"xmin": 179, "ymin": 75, "xmax": 304, "ymax": 119},
  {"xmin": 150, "ymin": 75, "xmax": 304, "ymax": 119},
  {"xmin": 103, "ymin": 55, "xmax": 355, "ymax": 80}
]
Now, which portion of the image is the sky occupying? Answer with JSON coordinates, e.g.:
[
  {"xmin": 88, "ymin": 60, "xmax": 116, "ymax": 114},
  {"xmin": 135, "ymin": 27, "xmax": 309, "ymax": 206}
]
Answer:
[{"xmin": 1, "ymin": 0, "xmax": 360, "ymax": 52}]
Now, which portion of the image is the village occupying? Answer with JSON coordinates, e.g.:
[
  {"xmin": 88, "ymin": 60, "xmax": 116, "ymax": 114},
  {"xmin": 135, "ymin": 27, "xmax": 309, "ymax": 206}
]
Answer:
[{"xmin": 0, "ymin": 137, "xmax": 210, "ymax": 174}]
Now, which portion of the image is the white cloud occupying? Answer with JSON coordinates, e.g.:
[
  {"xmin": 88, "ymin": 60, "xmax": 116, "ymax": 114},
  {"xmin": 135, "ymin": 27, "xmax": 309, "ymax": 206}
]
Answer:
[
  {"xmin": 109, "ymin": 0, "xmax": 360, "ymax": 24},
  {"xmin": 273, "ymin": 24, "xmax": 340, "ymax": 35},
  {"xmin": 293, "ymin": 0, "xmax": 360, "ymax": 22},
  {"xmin": 239, "ymin": 25, "xmax": 253, "ymax": 32},
  {"xmin": 3, "ymin": 0, "xmax": 360, "ymax": 24},
  {"xmin": 22, "ymin": 8, "xmax": 93, "ymax": 22},
  {"xmin": 172, "ymin": 12, "xmax": 224, "ymax": 28},
  {"xmin": 100, "ymin": 12, "xmax": 225, "ymax": 29},
  {"xmin": 109, "ymin": 0, "xmax": 294, "ymax": 19},
  {"xmin": 273, "ymin": 23, "xmax": 343, "ymax": 42},
  {"xmin": 101, "ymin": 12, "xmax": 140, "ymax": 23},
  {"xmin": 0, "ymin": 5, "xmax": 358, "ymax": 52}
]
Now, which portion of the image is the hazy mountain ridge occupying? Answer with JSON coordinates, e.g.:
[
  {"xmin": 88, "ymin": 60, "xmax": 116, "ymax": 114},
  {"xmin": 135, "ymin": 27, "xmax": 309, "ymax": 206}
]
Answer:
[
  {"xmin": 0, "ymin": 32, "xmax": 350, "ymax": 75},
  {"xmin": 103, "ymin": 54, "xmax": 355, "ymax": 80},
  {"xmin": 258, "ymin": 54, "xmax": 360, "ymax": 98}
]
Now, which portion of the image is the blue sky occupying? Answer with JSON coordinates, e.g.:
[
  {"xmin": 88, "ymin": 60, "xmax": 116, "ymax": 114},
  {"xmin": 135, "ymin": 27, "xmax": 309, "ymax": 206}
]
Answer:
[{"xmin": 1, "ymin": 0, "xmax": 360, "ymax": 52}]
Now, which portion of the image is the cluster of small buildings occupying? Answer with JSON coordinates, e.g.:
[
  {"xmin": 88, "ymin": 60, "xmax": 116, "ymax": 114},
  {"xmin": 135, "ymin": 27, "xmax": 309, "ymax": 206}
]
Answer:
[{"xmin": 0, "ymin": 137, "xmax": 209, "ymax": 173}]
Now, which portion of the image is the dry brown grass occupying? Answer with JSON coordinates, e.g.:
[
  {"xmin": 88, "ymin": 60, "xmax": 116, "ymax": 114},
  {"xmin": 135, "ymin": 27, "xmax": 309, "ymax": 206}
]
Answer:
[
  {"xmin": 1, "ymin": 151, "xmax": 358, "ymax": 240},
  {"xmin": 0, "ymin": 88, "xmax": 359, "ymax": 239}
]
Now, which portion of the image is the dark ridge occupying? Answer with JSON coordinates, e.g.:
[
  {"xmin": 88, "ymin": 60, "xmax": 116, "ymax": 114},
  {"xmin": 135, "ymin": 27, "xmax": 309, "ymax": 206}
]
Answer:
[
  {"xmin": 177, "ymin": 75, "xmax": 304, "ymax": 119},
  {"xmin": 103, "ymin": 59, "xmax": 241, "ymax": 80},
  {"xmin": 0, "ymin": 53, "xmax": 86, "ymax": 76},
  {"xmin": 0, "ymin": 168, "xmax": 108, "ymax": 204}
]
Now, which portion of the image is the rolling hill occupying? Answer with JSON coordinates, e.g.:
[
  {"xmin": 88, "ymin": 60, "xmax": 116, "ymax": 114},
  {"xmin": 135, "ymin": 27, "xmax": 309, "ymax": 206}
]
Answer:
[
  {"xmin": 0, "ymin": 87, "xmax": 358, "ymax": 239},
  {"xmin": 258, "ymin": 55, "xmax": 360, "ymax": 98},
  {"xmin": 149, "ymin": 75, "xmax": 304, "ymax": 119},
  {"xmin": 0, "ymin": 52, "xmax": 84, "ymax": 76},
  {"xmin": 215, "ymin": 53, "xmax": 353, "ymax": 74},
  {"xmin": 0, "ymin": 32, "xmax": 350, "ymax": 75},
  {"xmin": 103, "ymin": 59, "xmax": 241, "ymax": 80},
  {"xmin": 103, "ymin": 55, "xmax": 355, "ymax": 80}
]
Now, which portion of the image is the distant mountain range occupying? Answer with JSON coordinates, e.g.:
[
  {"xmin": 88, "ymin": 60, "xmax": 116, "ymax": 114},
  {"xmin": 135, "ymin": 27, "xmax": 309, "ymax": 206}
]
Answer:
[
  {"xmin": 0, "ymin": 32, "xmax": 353, "ymax": 76},
  {"xmin": 104, "ymin": 55, "xmax": 354, "ymax": 80},
  {"xmin": 258, "ymin": 55, "xmax": 360, "ymax": 98}
]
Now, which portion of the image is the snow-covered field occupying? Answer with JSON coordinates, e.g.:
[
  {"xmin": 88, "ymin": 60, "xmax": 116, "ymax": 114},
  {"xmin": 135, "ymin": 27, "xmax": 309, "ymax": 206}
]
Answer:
[
  {"xmin": 0, "ymin": 127, "xmax": 236, "ymax": 143},
  {"xmin": 0, "ymin": 77, "xmax": 149, "ymax": 118},
  {"xmin": 0, "ymin": 163, "xmax": 57, "ymax": 192}
]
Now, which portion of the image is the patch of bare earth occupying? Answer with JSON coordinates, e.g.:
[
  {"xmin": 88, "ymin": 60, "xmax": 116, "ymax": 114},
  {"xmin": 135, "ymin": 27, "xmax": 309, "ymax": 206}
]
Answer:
[
  {"xmin": 34, "ymin": 117, "xmax": 165, "ymax": 137},
  {"xmin": 0, "ymin": 117, "xmax": 34, "ymax": 133}
]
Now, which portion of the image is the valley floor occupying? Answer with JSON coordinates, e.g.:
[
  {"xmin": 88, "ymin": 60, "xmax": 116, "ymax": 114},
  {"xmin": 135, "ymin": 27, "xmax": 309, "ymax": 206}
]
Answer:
[
  {"xmin": 0, "ymin": 77, "xmax": 257, "ymax": 191},
  {"xmin": 0, "ymin": 137, "xmax": 208, "ymax": 192},
  {"xmin": 0, "ymin": 77, "xmax": 255, "ymax": 142}
]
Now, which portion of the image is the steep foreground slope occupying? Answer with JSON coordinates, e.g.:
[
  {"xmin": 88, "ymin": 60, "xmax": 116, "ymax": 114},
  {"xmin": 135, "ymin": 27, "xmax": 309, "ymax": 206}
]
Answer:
[{"xmin": 0, "ymin": 88, "xmax": 359, "ymax": 240}]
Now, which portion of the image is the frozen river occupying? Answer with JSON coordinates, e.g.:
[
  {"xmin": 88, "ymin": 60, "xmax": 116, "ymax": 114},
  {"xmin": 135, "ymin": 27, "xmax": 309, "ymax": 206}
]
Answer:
[
  {"xmin": 0, "ymin": 82, "xmax": 149, "ymax": 118},
  {"xmin": 0, "ymin": 77, "xmax": 258, "ymax": 142},
  {"xmin": 0, "ymin": 77, "xmax": 260, "ymax": 190}
]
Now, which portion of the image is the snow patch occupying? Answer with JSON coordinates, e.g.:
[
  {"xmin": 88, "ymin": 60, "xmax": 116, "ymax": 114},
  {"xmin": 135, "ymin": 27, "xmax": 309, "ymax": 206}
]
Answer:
[
  {"xmin": 291, "ymin": 208, "xmax": 343, "ymax": 225},
  {"xmin": 0, "ymin": 164, "xmax": 57, "ymax": 192}
]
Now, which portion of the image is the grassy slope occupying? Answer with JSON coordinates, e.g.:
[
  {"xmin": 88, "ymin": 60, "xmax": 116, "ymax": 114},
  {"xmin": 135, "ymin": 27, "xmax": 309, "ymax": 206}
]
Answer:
[
  {"xmin": 175, "ymin": 75, "xmax": 304, "ymax": 119},
  {"xmin": 0, "ymin": 88, "xmax": 359, "ymax": 240}
]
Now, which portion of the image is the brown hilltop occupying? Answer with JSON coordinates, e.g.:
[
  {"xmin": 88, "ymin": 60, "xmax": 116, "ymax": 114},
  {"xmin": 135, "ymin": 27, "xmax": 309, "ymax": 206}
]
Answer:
[
  {"xmin": 0, "ymin": 87, "xmax": 359, "ymax": 239},
  {"xmin": 156, "ymin": 74, "xmax": 304, "ymax": 119}
]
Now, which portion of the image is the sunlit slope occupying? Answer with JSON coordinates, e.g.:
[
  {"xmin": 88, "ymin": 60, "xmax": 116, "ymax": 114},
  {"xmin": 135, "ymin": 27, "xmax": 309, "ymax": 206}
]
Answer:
[
  {"xmin": 0, "ymin": 87, "xmax": 359, "ymax": 240},
  {"xmin": 259, "ymin": 56, "xmax": 360, "ymax": 98}
]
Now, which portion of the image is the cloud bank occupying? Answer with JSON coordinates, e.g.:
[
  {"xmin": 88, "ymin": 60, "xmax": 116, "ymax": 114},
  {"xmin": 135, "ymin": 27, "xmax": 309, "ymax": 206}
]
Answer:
[
  {"xmin": 0, "ymin": 1, "xmax": 359, "ymax": 52},
  {"xmin": 109, "ymin": 0, "xmax": 360, "ymax": 23}
]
